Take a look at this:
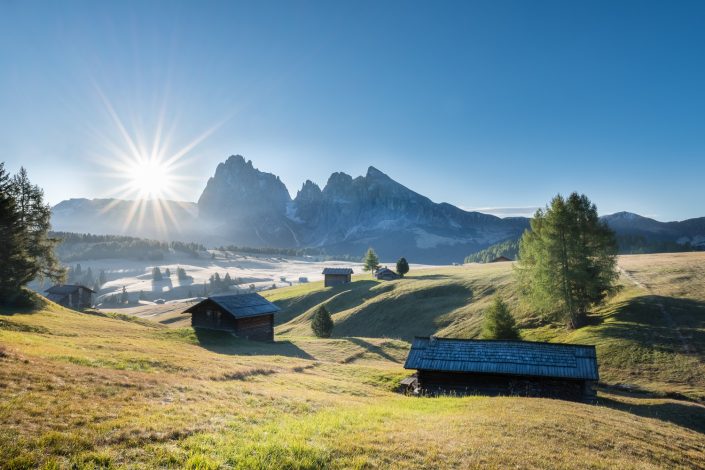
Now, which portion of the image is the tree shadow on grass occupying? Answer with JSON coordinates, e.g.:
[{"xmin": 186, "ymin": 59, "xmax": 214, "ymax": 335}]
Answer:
[
  {"xmin": 409, "ymin": 274, "xmax": 452, "ymax": 281},
  {"xmin": 194, "ymin": 328, "xmax": 313, "ymax": 359},
  {"xmin": 334, "ymin": 283, "xmax": 473, "ymax": 340},
  {"xmin": 0, "ymin": 289, "xmax": 51, "ymax": 315},
  {"xmin": 346, "ymin": 337, "xmax": 403, "ymax": 364},
  {"xmin": 273, "ymin": 280, "xmax": 383, "ymax": 326},
  {"xmin": 597, "ymin": 295, "xmax": 705, "ymax": 354},
  {"xmin": 598, "ymin": 392, "xmax": 705, "ymax": 434}
]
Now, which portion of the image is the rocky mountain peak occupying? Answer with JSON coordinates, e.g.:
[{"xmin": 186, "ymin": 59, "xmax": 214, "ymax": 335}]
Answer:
[
  {"xmin": 365, "ymin": 165, "xmax": 389, "ymax": 180},
  {"xmin": 295, "ymin": 180, "xmax": 323, "ymax": 202},
  {"xmin": 197, "ymin": 155, "xmax": 291, "ymax": 222}
]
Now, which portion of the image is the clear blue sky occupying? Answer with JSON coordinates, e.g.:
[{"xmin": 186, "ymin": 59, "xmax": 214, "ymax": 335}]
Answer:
[{"xmin": 1, "ymin": 1, "xmax": 704, "ymax": 221}]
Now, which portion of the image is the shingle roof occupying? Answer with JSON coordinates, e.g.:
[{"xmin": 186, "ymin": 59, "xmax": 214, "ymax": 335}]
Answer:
[
  {"xmin": 322, "ymin": 267, "xmax": 353, "ymax": 275},
  {"xmin": 404, "ymin": 337, "xmax": 598, "ymax": 381},
  {"xmin": 375, "ymin": 267, "xmax": 397, "ymax": 275},
  {"xmin": 44, "ymin": 284, "xmax": 96, "ymax": 295},
  {"xmin": 184, "ymin": 293, "xmax": 280, "ymax": 319}
]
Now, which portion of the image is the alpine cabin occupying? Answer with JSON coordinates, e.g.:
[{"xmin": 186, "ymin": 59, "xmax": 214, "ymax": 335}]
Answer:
[
  {"xmin": 184, "ymin": 293, "xmax": 280, "ymax": 342},
  {"xmin": 374, "ymin": 267, "xmax": 399, "ymax": 281},
  {"xmin": 322, "ymin": 267, "xmax": 353, "ymax": 287},
  {"xmin": 45, "ymin": 284, "xmax": 95, "ymax": 309},
  {"xmin": 404, "ymin": 337, "xmax": 599, "ymax": 401}
]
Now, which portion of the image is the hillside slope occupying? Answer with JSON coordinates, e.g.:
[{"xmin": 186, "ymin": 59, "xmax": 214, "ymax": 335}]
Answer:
[
  {"xmin": 268, "ymin": 252, "xmax": 705, "ymax": 401},
  {"xmin": 2, "ymin": 295, "xmax": 704, "ymax": 468}
]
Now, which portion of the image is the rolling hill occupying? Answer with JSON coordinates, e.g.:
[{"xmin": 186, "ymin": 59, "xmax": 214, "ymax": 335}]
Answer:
[
  {"xmin": 265, "ymin": 253, "xmax": 705, "ymax": 401},
  {"xmin": 2, "ymin": 252, "xmax": 704, "ymax": 468}
]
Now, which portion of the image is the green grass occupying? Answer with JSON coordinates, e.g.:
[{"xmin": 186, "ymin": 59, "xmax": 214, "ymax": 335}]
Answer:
[
  {"xmin": 1, "ymin": 253, "xmax": 705, "ymax": 468},
  {"xmin": 264, "ymin": 254, "xmax": 705, "ymax": 401}
]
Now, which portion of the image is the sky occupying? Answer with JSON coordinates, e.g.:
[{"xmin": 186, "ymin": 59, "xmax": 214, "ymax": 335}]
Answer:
[{"xmin": 1, "ymin": 0, "xmax": 704, "ymax": 221}]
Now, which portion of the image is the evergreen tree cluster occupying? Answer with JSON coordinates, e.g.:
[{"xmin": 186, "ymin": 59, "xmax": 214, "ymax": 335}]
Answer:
[
  {"xmin": 66, "ymin": 264, "xmax": 107, "ymax": 292},
  {"xmin": 152, "ymin": 267, "xmax": 163, "ymax": 281},
  {"xmin": 516, "ymin": 193, "xmax": 619, "ymax": 329},
  {"xmin": 208, "ymin": 272, "xmax": 239, "ymax": 294},
  {"xmin": 464, "ymin": 239, "xmax": 520, "ymax": 264},
  {"xmin": 176, "ymin": 267, "xmax": 192, "ymax": 281},
  {"xmin": 218, "ymin": 244, "xmax": 360, "ymax": 261},
  {"xmin": 51, "ymin": 231, "xmax": 205, "ymax": 262},
  {"xmin": 0, "ymin": 164, "xmax": 65, "ymax": 304}
]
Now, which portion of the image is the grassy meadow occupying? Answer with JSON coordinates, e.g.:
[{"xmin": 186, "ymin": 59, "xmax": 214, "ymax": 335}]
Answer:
[{"xmin": 1, "ymin": 252, "xmax": 705, "ymax": 468}]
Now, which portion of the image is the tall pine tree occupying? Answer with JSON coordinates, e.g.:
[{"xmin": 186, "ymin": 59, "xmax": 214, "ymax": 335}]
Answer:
[
  {"xmin": 9, "ymin": 167, "xmax": 64, "ymax": 283},
  {"xmin": 362, "ymin": 248, "xmax": 380, "ymax": 272},
  {"xmin": 516, "ymin": 193, "xmax": 618, "ymax": 328},
  {"xmin": 0, "ymin": 163, "xmax": 34, "ymax": 302}
]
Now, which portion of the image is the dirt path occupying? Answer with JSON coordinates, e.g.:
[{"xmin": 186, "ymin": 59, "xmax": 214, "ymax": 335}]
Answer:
[{"xmin": 618, "ymin": 266, "xmax": 694, "ymax": 354}]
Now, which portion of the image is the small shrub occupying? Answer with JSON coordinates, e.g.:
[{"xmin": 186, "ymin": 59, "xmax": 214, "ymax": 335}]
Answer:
[
  {"xmin": 481, "ymin": 296, "xmax": 520, "ymax": 340},
  {"xmin": 311, "ymin": 305, "xmax": 334, "ymax": 338},
  {"xmin": 396, "ymin": 257, "xmax": 410, "ymax": 277}
]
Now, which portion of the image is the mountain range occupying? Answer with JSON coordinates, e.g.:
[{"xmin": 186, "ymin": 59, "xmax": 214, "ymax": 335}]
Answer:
[{"xmin": 51, "ymin": 155, "xmax": 705, "ymax": 263}]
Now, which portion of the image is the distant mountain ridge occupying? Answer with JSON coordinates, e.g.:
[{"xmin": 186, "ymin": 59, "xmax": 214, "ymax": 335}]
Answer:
[
  {"xmin": 195, "ymin": 156, "xmax": 528, "ymax": 262},
  {"xmin": 50, "ymin": 155, "xmax": 705, "ymax": 263}
]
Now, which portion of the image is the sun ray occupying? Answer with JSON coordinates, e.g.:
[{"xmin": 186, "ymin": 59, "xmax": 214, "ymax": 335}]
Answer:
[{"xmin": 89, "ymin": 82, "xmax": 230, "ymax": 234}]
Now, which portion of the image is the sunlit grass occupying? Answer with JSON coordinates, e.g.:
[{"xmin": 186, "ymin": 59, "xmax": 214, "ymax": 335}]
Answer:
[{"xmin": 1, "ymin": 253, "xmax": 705, "ymax": 467}]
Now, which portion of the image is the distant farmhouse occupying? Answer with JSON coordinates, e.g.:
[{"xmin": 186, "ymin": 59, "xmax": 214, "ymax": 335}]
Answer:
[
  {"xmin": 404, "ymin": 337, "xmax": 598, "ymax": 401},
  {"xmin": 322, "ymin": 267, "xmax": 353, "ymax": 287},
  {"xmin": 184, "ymin": 293, "xmax": 280, "ymax": 342},
  {"xmin": 490, "ymin": 256, "xmax": 513, "ymax": 263},
  {"xmin": 374, "ymin": 267, "xmax": 399, "ymax": 281},
  {"xmin": 45, "ymin": 284, "xmax": 95, "ymax": 309}
]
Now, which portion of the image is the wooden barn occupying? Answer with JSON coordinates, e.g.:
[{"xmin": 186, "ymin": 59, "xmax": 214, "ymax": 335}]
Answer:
[
  {"xmin": 322, "ymin": 267, "xmax": 353, "ymax": 287},
  {"xmin": 44, "ymin": 284, "xmax": 95, "ymax": 309},
  {"xmin": 490, "ymin": 256, "xmax": 513, "ymax": 263},
  {"xmin": 404, "ymin": 337, "xmax": 599, "ymax": 401},
  {"xmin": 183, "ymin": 293, "xmax": 280, "ymax": 342},
  {"xmin": 374, "ymin": 267, "xmax": 399, "ymax": 281}
]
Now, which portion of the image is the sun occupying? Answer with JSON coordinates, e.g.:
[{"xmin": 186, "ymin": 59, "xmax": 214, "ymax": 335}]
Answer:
[{"xmin": 127, "ymin": 158, "xmax": 173, "ymax": 199}]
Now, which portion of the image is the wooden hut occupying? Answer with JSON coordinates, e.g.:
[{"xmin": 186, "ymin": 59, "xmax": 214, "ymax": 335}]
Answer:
[
  {"xmin": 374, "ymin": 267, "xmax": 399, "ymax": 281},
  {"xmin": 44, "ymin": 284, "xmax": 95, "ymax": 309},
  {"xmin": 404, "ymin": 337, "xmax": 598, "ymax": 401},
  {"xmin": 183, "ymin": 293, "xmax": 280, "ymax": 341},
  {"xmin": 322, "ymin": 268, "xmax": 353, "ymax": 287},
  {"xmin": 490, "ymin": 256, "xmax": 513, "ymax": 263}
]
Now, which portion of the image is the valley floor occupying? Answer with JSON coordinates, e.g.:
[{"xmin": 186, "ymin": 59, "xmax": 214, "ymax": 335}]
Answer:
[{"xmin": 2, "ymin": 252, "xmax": 705, "ymax": 468}]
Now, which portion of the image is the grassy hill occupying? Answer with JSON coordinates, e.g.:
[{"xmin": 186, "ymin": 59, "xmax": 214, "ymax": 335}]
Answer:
[
  {"xmin": 1, "ymin": 253, "xmax": 704, "ymax": 468},
  {"xmin": 265, "ymin": 252, "xmax": 705, "ymax": 401}
]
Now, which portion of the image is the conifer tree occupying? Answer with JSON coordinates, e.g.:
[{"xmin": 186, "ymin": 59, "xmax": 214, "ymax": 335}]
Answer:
[
  {"xmin": 362, "ymin": 248, "xmax": 380, "ymax": 272},
  {"xmin": 9, "ymin": 167, "xmax": 64, "ymax": 283},
  {"xmin": 516, "ymin": 193, "xmax": 618, "ymax": 328},
  {"xmin": 311, "ymin": 305, "xmax": 334, "ymax": 338},
  {"xmin": 152, "ymin": 267, "xmax": 163, "ymax": 281},
  {"xmin": 0, "ymin": 163, "xmax": 33, "ymax": 302},
  {"xmin": 99, "ymin": 270, "xmax": 107, "ymax": 286},
  {"xmin": 396, "ymin": 257, "xmax": 409, "ymax": 277},
  {"xmin": 481, "ymin": 296, "xmax": 520, "ymax": 340}
]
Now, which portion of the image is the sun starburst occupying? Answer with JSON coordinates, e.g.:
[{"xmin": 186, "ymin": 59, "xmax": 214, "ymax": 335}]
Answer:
[{"xmin": 88, "ymin": 85, "xmax": 224, "ymax": 237}]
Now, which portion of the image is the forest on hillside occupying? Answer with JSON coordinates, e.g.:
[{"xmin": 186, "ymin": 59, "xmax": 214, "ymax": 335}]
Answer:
[{"xmin": 465, "ymin": 234, "xmax": 701, "ymax": 264}]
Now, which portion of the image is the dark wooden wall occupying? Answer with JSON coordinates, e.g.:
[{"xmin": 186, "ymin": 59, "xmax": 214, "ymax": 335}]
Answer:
[
  {"xmin": 190, "ymin": 303, "xmax": 274, "ymax": 342},
  {"xmin": 235, "ymin": 314, "xmax": 274, "ymax": 342},
  {"xmin": 324, "ymin": 274, "xmax": 351, "ymax": 287},
  {"xmin": 418, "ymin": 370, "xmax": 591, "ymax": 401},
  {"xmin": 191, "ymin": 305, "xmax": 238, "ymax": 331}
]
